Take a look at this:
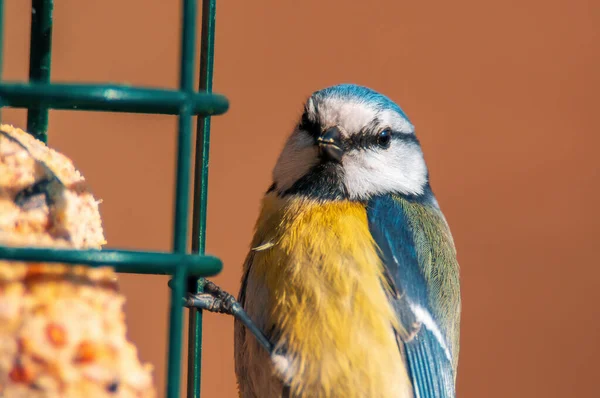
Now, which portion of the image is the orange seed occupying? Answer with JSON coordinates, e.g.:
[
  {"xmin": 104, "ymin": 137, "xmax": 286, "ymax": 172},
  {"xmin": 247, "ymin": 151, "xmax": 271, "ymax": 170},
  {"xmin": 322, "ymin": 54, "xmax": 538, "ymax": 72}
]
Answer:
[
  {"xmin": 74, "ymin": 341, "xmax": 97, "ymax": 363},
  {"xmin": 46, "ymin": 323, "xmax": 67, "ymax": 347},
  {"xmin": 9, "ymin": 363, "xmax": 34, "ymax": 383}
]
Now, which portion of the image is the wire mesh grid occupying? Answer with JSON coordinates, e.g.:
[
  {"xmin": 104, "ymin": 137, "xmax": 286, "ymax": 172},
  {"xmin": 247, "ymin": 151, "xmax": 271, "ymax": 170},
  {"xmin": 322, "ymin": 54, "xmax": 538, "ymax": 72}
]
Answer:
[{"xmin": 0, "ymin": 1, "xmax": 229, "ymax": 397}]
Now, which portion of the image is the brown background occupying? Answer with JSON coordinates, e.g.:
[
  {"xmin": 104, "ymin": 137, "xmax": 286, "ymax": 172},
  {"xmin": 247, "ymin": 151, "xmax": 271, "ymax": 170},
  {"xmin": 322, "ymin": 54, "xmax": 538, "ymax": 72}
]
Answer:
[{"xmin": 2, "ymin": 0, "xmax": 599, "ymax": 397}]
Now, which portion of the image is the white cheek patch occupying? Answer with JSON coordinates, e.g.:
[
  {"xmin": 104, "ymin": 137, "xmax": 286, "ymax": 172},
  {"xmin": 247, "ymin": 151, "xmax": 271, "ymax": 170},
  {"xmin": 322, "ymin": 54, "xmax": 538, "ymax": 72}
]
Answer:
[
  {"xmin": 343, "ymin": 141, "xmax": 427, "ymax": 200},
  {"xmin": 272, "ymin": 131, "xmax": 319, "ymax": 192}
]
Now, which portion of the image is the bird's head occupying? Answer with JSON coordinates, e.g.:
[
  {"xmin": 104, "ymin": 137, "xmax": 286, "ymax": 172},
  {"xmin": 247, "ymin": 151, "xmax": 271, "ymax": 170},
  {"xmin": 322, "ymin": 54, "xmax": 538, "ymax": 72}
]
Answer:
[{"xmin": 272, "ymin": 84, "xmax": 429, "ymax": 201}]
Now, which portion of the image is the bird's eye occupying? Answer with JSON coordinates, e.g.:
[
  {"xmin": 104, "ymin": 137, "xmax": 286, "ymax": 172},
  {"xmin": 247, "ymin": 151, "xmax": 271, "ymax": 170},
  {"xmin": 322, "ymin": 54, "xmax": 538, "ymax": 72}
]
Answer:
[{"xmin": 377, "ymin": 129, "xmax": 392, "ymax": 148}]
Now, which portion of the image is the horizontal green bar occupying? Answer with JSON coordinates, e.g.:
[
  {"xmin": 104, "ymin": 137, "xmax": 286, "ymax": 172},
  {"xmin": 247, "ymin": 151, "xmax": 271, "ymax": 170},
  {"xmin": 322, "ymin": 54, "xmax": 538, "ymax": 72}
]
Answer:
[
  {"xmin": 0, "ymin": 247, "xmax": 222, "ymax": 276},
  {"xmin": 0, "ymin": 83, "xmax": 229, "ymax": 115}
]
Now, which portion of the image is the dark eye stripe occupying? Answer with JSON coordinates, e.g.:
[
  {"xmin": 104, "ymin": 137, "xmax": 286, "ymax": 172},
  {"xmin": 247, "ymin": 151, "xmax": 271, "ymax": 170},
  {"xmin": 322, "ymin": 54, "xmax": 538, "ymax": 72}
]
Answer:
[
  {"xmin": 349, "ymin": 130, "xmax": 392, "ymax": 149},
  {"xmin": 349, "ymin": 134, "xmax": 379, "ymax": 150},
  {"xmin": 350, "ymin": 130, "xmax": 418, "ymax": 150}
]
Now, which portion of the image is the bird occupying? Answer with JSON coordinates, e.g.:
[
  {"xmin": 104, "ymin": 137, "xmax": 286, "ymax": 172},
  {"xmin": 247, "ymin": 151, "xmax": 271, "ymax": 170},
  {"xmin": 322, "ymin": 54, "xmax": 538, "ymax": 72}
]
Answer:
[{"xmin": 233, "ymin": 84, "xmax": 461, "ymax": 398}]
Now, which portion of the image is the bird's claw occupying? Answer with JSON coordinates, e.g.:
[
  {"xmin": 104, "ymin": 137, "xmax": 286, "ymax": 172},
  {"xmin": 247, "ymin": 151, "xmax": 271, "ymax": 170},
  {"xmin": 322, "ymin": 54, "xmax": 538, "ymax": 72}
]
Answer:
[
  {"xmin": 184, "ymin": 279, "xmax": 274, "ymax": 354},
  {"xmin": 185, "ymin": 279, "xmax": 237, "ymax": 315}
]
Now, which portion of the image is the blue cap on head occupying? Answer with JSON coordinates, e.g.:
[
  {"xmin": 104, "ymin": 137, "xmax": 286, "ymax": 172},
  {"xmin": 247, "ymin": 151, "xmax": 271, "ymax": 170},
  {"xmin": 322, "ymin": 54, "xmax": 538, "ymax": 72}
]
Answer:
[{"xmin": 311, "ymin": 84, "xmax": 411, "ymax": 123}]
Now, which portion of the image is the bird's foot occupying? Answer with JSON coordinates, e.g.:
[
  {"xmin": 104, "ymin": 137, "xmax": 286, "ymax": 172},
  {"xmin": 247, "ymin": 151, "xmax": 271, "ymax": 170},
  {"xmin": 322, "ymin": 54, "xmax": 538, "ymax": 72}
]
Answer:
[
  {"xmin": 184, "ymin": 279, "xmax": 273, "ymax": 353},
  {"xmin": 185, "ymin": 279, "xmax": 237, "ymax": 315}
]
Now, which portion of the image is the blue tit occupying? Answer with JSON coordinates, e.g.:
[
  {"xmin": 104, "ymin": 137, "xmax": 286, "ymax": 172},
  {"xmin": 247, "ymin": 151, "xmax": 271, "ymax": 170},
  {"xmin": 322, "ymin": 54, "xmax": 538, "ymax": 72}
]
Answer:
[{"xmin": 234, "ymin": 84, "xmax": 461, "ymax": 398}]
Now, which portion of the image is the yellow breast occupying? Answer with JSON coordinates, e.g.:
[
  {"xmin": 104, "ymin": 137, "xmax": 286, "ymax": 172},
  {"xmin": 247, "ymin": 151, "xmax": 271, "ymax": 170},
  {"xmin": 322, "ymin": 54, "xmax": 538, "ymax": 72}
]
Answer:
[{"xmin": 246, "ymin": 194, "xmax": 412, "ymax": 398}]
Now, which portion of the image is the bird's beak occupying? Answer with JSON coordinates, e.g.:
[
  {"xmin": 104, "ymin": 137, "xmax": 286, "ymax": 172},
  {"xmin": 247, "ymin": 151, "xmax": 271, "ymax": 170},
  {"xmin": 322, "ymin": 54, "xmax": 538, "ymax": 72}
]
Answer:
[{"xmin": 317, "ymin": 126, "xmax": 344, "ymax": 163}]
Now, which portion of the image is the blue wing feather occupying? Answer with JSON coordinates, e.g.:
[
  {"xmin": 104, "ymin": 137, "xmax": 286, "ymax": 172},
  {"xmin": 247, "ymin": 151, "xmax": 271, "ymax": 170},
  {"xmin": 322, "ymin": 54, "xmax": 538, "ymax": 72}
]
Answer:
[
  {"xmin": 405, "ymin": 328, "xmax": 455, "ymax": 398},
  {"xmin": 367, "ymin": 194, "xmax": 456, "ymax": 398}
]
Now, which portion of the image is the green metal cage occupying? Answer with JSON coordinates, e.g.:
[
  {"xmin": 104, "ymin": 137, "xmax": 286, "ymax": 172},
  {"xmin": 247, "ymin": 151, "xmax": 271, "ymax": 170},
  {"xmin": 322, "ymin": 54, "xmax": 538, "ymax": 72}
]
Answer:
[{"xmin": 0, "ymin": 1, "xmax": 228, "ymax": 397}]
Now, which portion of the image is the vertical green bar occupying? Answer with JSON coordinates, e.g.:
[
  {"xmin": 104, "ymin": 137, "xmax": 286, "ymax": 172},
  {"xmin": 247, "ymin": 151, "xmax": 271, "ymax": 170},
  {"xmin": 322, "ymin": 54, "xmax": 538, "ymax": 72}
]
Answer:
[
  {"xmin": 27, "ymin": 0, "xmax": 53, "ymax": 143},
  {"xmin": 167, "ymin": 1, "xmax": 197, "ymax": 398},
  {"xmin": 187, "ymin": 0, "xmax": 217, "ymax": 396}
]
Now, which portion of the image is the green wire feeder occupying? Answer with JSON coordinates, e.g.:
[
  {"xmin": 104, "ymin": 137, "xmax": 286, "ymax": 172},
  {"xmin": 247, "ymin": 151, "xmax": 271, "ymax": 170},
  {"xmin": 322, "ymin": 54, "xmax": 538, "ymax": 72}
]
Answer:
[{"xmin": 0, "ymin": 1, "xmax": 230, "ymax": 397}]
